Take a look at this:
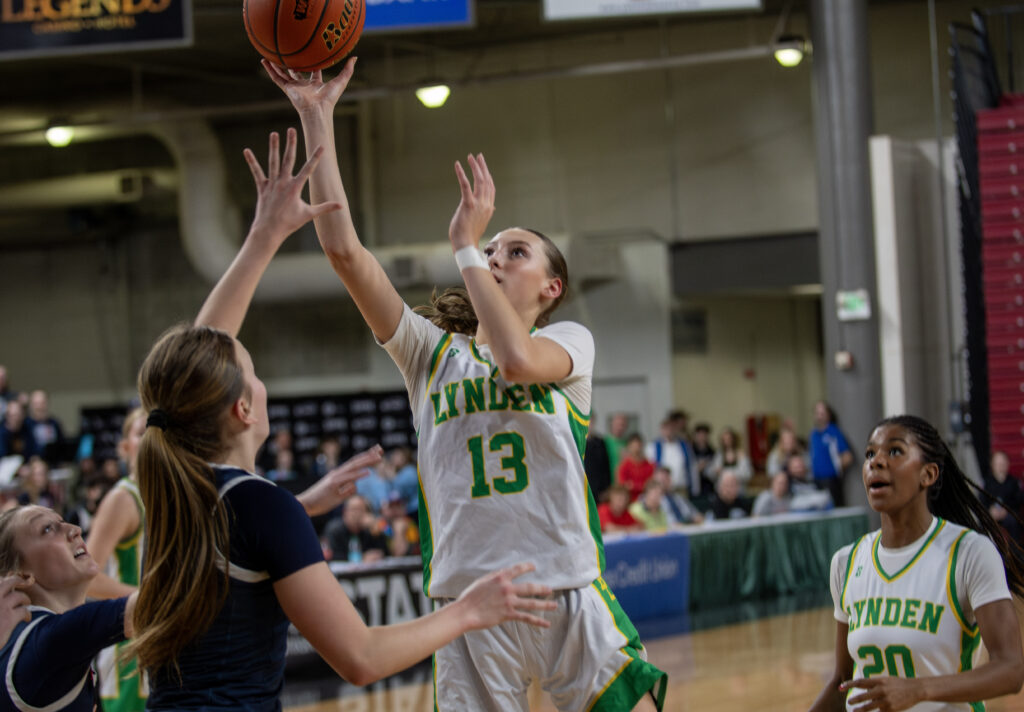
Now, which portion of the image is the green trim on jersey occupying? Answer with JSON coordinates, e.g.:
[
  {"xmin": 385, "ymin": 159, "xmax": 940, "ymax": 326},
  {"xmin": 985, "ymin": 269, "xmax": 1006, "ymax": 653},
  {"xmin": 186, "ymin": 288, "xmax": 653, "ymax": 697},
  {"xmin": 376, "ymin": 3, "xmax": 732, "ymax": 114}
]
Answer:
[
  {"xmin": 841, "ymin": 535, "xmax": 867, "ymax": 612},
  {"xmin": 947, "ymin": 530, "xmax": 980, "ymax": 635},
  {"xmin": 100, "ymin": 647, "xmax": 146, "ymax": 712},
  {"xmin": 425, "ymin": 333, "xmax": 454, "ymax": 400},
  {"xmin": 587, "ymin": 578, "xmax": 667, "ymax": 711},
  {"xmin": 417, "ymin": 472, "xmax": 435, "ymax": 597},
  {"xmin": 586, "ymin": 476, "xmax": 606, "ymax": 573},
  {"xmin": 871, "ymin": 519, "xmax": 945, "ymax": 582}
]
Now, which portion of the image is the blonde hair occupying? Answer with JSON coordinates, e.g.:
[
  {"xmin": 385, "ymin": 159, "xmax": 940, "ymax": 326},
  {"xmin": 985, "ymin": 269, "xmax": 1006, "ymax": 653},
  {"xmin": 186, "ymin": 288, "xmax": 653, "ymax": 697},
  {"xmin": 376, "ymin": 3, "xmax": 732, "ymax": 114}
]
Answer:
[
  {"xmin": 126, "ymin": 324, "xmax": 245, "ymax": 673},
  {"xmin": 0, "ymin": 508, "xmax": 24, "ymax": 577},
  {"xmin": 415, "ymin": 228, "xmax": 569, "ymax": 335}
]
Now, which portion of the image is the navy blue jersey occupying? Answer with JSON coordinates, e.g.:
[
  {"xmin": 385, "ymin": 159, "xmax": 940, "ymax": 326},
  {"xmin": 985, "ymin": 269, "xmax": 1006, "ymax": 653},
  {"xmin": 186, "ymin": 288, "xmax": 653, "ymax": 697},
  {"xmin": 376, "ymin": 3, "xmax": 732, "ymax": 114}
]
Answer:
[
  {"xmin": 147, "ymin": 466, "xmax": 323, "ymax": 711},
  {"xmin": 0, "ymin": 599, "xmax": 126, "ymax": 712}
]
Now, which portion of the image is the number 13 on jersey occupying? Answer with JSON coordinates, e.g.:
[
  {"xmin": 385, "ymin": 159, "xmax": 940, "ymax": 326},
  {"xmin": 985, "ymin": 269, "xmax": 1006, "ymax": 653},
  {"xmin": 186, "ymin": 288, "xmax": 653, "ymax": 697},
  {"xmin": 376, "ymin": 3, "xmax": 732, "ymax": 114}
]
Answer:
[{"xmin": 468, "ymin": 432, "xmax": 530, "ymax": 497}]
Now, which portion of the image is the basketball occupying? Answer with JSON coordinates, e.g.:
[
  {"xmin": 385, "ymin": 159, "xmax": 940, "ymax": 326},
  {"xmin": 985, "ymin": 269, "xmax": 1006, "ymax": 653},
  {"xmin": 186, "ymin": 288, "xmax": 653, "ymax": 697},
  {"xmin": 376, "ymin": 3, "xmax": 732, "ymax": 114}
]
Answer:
[{"xmin": 244, "ymin": 0, "xmax": 364, "ymax": 72}]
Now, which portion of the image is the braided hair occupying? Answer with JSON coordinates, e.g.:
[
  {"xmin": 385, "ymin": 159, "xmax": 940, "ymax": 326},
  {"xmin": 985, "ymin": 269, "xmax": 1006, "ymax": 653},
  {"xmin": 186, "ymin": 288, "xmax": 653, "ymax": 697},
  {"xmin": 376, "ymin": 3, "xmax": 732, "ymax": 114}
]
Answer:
[{"xmin": 877, "ymin": 415, "xmax": 1024, "ymax": 597}]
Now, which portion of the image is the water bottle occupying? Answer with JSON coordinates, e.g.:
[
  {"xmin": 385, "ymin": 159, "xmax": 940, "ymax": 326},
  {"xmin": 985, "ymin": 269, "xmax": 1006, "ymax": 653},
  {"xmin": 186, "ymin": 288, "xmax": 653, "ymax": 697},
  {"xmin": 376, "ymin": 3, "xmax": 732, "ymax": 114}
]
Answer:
[{"xmin": 348, "ymin": 536, "xmax": 362, "ymax": 563}]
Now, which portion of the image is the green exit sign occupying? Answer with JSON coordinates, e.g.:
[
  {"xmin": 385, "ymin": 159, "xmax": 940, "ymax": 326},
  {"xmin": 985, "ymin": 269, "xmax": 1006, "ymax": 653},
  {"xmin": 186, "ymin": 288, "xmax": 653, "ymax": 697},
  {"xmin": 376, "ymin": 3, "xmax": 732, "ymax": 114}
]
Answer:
[{"xmin": 836, "ymin": 289, "xmax": 871, "ymax": 321}]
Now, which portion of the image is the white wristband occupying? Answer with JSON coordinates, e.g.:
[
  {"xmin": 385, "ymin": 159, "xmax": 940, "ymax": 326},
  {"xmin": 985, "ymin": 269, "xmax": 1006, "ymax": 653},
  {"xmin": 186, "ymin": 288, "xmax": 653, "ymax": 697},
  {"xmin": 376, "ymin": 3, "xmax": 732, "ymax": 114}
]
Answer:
[{"xmin": 454, "ymin": 246, "xmax": 489, "ymax": 272}]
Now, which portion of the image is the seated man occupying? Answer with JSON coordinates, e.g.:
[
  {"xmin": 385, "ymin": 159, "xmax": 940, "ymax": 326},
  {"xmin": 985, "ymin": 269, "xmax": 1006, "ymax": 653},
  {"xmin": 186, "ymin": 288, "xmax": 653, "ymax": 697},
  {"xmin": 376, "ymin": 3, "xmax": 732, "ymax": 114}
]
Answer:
[{"xmin": 706, "ymin": 469, "xmax": 752, "ymax": 521}]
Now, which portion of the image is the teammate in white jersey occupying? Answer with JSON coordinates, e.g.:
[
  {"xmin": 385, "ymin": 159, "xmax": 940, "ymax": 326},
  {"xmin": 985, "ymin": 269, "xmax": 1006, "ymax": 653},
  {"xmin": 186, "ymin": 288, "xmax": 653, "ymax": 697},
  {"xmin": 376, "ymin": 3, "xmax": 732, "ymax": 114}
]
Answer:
[
  {"xmin": 809, "ymin": 415, "xmax": 1024, "ymax": 712},
  {"xmin": 266, "ymin": 58, "xmax": 667, "ymax": 711}
]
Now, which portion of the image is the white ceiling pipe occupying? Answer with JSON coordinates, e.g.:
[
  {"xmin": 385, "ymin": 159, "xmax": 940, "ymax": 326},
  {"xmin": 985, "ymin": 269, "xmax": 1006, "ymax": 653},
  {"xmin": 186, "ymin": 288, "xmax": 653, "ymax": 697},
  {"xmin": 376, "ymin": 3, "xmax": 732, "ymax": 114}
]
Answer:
[{"xmin": 0, "ymin": 169, "xmax": 177, "ymax": 211}]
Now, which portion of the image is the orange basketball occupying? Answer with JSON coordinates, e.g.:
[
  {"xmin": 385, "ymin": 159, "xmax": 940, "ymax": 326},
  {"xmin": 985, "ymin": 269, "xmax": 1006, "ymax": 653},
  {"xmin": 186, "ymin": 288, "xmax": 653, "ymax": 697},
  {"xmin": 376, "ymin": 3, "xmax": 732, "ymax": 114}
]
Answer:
[{"xmin": 244, "ymin": 0, "xmax": 364, "ymax": 71}]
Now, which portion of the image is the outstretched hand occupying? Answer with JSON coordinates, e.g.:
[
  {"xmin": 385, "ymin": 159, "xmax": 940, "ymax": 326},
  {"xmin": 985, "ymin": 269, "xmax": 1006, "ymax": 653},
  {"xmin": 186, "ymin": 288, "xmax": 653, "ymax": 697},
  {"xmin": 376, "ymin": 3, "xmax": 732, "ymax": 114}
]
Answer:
[
  {"xmin": 449, "ymin": 153, "xmax": 496, "ymax": 251},
  {"xmin": 244, "ymin": 127, "xmax": 342, "ymax": 250},
  {"xmin": 263, "ymin": 57, "xmax": 357, "ymax": 115},
  {"xmin": 840, "ymin": 676, "xmax": 924, "ymax": 711},
  {"xmin": 456, "ymin": 562, "xmax": 556, "ymax": 631},
  {"xmin": 296, "ymin": 444, "xmax": 383, "ymax": 517}
]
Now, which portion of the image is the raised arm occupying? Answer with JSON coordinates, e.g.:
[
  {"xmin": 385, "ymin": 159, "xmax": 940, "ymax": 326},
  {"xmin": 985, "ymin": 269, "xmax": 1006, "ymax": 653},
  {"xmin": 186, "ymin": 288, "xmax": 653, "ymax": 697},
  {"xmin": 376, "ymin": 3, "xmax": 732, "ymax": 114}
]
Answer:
[
  {"xmin": 263, "ymin": 59, "xmax": 405, "ymax": 343},
  {"xmin": 195, "ymin": 128, "xmax": 340, "ymax": 334},
  {"xmin": 449, "ymin": 155, "xmax": 573, "ymax": 384},
  {"xmin": 84, "ymin": 487, "xmax": 139, "ymax": 599},
  {"xmin": 274, "ymin": 561, "xmax": 555, "ymax": 686}
]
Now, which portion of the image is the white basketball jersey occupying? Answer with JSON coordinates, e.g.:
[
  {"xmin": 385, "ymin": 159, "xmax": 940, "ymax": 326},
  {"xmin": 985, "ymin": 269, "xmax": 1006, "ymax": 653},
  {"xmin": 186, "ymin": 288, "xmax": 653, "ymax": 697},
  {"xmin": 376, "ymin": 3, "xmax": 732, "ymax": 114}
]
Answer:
[
  {"xmin": 838, "ymin": 519, "xmax": 985, "ymax": 712},
  {"xmin": 409, "ymin": 329, "xmax": 603, "ymax": 598}
]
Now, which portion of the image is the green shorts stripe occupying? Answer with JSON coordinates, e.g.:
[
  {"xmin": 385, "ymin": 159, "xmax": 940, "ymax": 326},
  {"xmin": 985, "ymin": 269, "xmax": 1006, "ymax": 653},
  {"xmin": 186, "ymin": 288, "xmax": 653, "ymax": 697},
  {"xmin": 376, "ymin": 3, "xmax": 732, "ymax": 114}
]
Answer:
[{"xmin": 589, "ymin": 578, "xmax": 668, "ymax": 711}]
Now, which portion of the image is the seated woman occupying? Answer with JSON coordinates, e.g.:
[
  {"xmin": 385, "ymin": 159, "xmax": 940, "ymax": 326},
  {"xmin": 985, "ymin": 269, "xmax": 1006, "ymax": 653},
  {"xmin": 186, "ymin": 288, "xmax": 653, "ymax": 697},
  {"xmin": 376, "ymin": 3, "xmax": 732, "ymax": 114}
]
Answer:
[
  {"xmin": 129, "ymin": 129, "xmax": 556, "ymax": 710},
  {"xmin": 0, "ymin": 505, "xmax": 137, "ymax": 711}
]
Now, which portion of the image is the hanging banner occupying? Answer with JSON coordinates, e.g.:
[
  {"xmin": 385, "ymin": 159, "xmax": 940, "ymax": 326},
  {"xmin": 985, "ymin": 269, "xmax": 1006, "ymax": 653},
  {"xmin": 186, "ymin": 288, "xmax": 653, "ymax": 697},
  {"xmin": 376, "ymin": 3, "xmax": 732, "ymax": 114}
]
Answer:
[
  {"xmin": 543, "ymin": 0, "xmax": 759, "ymax": 22},
  {"xmin": 0, "ymin": 0, "xmax": 192, "ymax": 60},
  {"xmin": 363, "ymin": 0, "xmax": 472, "ymax": 33}
]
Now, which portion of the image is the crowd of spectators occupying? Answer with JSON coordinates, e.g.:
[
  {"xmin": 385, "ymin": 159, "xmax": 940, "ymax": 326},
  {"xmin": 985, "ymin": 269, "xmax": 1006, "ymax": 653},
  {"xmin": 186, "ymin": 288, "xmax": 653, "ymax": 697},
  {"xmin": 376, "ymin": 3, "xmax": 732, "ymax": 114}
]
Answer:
[
  {"xmin": 586, "ymin": 401, "xmax": 853, "ymax": 535},
  {"xmin": 6, "ymin": 356, "xmax": 1023, "ymax": 563}
]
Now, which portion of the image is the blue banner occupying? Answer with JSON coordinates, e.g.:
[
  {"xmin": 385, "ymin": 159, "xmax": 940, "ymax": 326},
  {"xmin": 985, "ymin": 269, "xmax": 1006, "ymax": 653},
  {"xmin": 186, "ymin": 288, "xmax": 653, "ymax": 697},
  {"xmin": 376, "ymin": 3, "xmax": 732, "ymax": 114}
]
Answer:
[
  {"xmin": 0, "ymin": 0, "xmax": 191, "ymax": 59},
  {"xmin": 364, "ymin": 0, "xmax": 472, "ymax": 33},
  {"xmin": 602, "ymin": 531, "xmax": 689, "ymax": 622}
]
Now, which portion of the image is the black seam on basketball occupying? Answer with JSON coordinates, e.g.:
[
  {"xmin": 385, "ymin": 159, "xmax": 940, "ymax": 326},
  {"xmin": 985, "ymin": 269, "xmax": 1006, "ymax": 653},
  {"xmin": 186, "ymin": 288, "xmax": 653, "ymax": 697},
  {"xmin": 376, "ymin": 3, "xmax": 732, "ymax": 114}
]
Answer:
[
  {"xmin": 274, "ymin": 0, "xmax": 333, "ymax": 59},
  {"xmin": 244, "ymin": 4, "xmax": 281, "ymax": 57},
  {"xmin": 272, "ymin": 0, "xmax": 286, "ymax": 67},
  {"xmin": 289, "ymin": 0, "xmax": 362, "ymax": 70}
]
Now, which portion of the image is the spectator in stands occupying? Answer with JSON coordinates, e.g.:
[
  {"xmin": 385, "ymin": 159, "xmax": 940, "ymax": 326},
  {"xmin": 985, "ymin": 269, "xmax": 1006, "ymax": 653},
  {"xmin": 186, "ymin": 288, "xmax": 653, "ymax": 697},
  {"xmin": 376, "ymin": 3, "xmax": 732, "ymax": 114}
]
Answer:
[
  {"xmin": 266, "ymin": 448, "xmax": 300, "ymax": 482},
  {"xmin": 17, "ymin": 457, "xmax": 56, "ymax": 509},
  {"xmin": 597, "ymin": 484, "xmax": 642, "ymax": 534},
  {"xmin": 376, "ymin": 491, "xmax": 420, "ymax": 557},
  {"xmin": 355, "ymin": 461, "xmax": 392, "ymax": 514},
  {"xmin": 709, "ymin": 427, "xmax": 752, "ymax": 487},
  {"xmin": 25, "ymin": 390, "xmax": 64, "ymax": 466},
  {"xmin": 604, "ymin": 413, "xmax": 630, "ymax": 480},
  {"xmin": 691, "ymin": 423, "xmax": 716, "ymax": 496},
  {"xmin": 986, "ymin": 450, "xmax": 1023, "ymax": 549},
  {"xmin": 257, "ymin": 428, "xmax": 293, "ymax": 475},
  {"xmin": 99, "ymin": 458, "xmax": 122, "ymax": 485},
  {"xmin": 64, "ymin": 475, "xmax": 110, "ymax": 539},
  {"xmin": 387, "ymin": 447, "xmax": 420, "ymax": 516},
  {"xmin": 324, "ymin": 495, "xmax": 388, "ymax": 563},
  {"xmin": 809, "ymin": 400, "xmax": 852, "ymax": 507},
  {"xmin": 707, "ymin": 469, "xmax": 752, "ymax": 521},
  {"xmin": 313, "ymin": 437, "xmax": 342, "ymax": 478},
  {"xmin": 752, "ymin": 472, "xmax": 793, "ymax": 517},
  {"xmin": 651, "ymin": 467, "xmax": 702, "ymax": 525},
  {"xmin": 0, "ymin": 366, "xmax": 17, "ymax": 420},
  {"xmin": 583, "ymin": 412, "xmax": 612, "ymax": 502},
  {"xmin": 628, "ymin": 479, "xmax": 668, "ymax": 532},
  {"xmin": 766, "ymin": 426, "xmax": 806, "ymax": 478},
  {"xmin": 0, "ymin": 401, "xmax": 38, "ymax": 460},
  {"xmin": 785, "ymin": 453, "xmax": 833, "ymax": 512},
  {"xmin": 617, "ymin": 433, "xmax": 655, "ymax": 501},
  {"xmin": 645, "ymin": 415, "xmax": 698, "ymax": 498}
]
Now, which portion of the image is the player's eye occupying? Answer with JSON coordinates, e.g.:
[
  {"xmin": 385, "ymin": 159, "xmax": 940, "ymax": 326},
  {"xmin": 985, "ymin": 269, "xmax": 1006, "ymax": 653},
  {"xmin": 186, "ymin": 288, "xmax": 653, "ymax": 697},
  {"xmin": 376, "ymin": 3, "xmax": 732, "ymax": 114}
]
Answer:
[
  {"xmin": 864, "ymin": 449, "xmax": 874, "ymax": 459},
  {"xmin": 512, "ymin": 247, "xmax": 526, "ymax": 257},
  {"xmin": 889, "ymin": 447, "xmax": 902, "ymax": 456}
]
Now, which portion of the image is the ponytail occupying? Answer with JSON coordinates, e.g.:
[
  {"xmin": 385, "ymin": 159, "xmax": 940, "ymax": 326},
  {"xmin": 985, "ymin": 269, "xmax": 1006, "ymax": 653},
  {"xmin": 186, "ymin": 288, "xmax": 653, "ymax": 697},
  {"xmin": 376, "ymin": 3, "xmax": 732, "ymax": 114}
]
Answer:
[
  {"xmin": 415, "ymin": 287, "xmax": 479, "ymax": 336},
  {"xmin": 126, "ymin": 324, "xmax": 244, "ymax": 674},
  {"xmin": 415, "ymin": 228, "xmax": 570, "ymax": 335},
  {"xmin": 877, "ymin": 415, "xmax": 1024, "ymax": 597}
]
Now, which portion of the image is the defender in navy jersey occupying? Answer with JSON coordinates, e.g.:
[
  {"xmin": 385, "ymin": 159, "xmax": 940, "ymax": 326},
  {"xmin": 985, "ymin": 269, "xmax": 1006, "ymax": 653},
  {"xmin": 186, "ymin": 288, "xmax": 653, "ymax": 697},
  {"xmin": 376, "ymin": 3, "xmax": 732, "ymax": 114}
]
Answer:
[
  {"xmin": 0, "ymin": 505, "xmax": 136, "ymax": 712},
  {"xmin": 267, "ymin": 59, "xmax": 667, "ymax": 711},
  {"xmin": 128, "ymin": 128, "xmax": 558, "ymax": 710},
  {"xmin": 809, "ymin": 416, "xmax": 1024, "ymax": 712}
]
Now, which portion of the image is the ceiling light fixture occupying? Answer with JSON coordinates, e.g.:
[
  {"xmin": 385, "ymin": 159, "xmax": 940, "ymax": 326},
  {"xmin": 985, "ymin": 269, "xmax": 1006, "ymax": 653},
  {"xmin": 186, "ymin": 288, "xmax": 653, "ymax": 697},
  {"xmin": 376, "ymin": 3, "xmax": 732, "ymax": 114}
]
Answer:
[
  {"xmin": 773, "ymin": 35, "xmax": 807, "ymax": 68},
  {"xmin": 44, "ymin": 125, "xmax": 74, "ymax": 147},
  {"xmin": 415, "ymin": 84, "xmax": 451, "ymax": 109}
]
